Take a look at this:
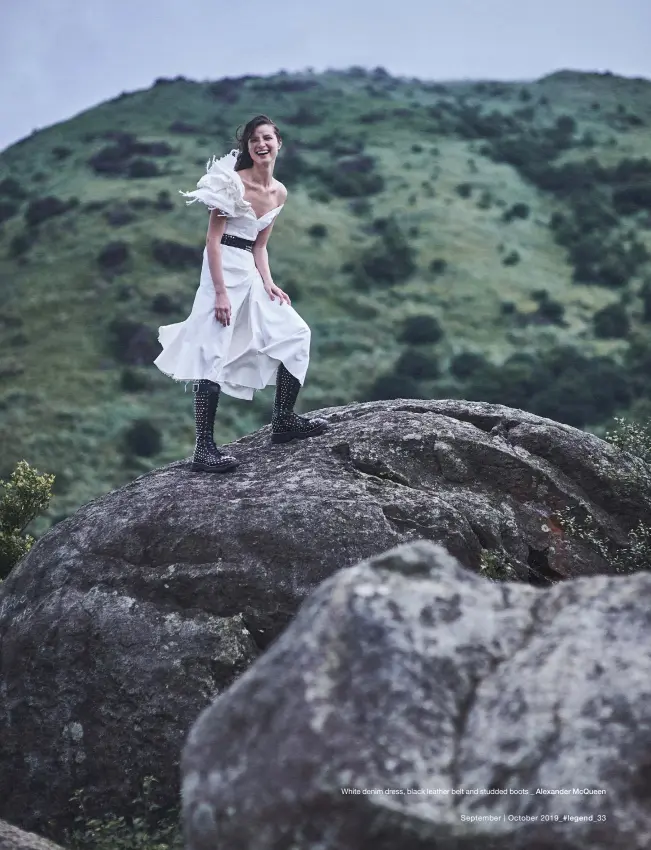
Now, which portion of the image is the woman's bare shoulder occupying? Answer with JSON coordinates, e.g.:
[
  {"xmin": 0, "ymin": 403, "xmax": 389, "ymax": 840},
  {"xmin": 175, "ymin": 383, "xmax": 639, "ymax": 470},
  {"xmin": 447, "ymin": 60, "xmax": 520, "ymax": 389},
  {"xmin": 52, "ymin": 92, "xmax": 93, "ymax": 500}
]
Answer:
[{"xmin": 274, "ymin": 179, "xmax": 288, "ymax": 203}]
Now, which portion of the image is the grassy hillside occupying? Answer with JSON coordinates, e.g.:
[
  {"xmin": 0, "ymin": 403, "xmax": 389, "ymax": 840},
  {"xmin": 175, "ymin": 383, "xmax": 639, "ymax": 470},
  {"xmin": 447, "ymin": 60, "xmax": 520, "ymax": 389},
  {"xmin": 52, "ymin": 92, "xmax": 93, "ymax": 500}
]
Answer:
[{"xmin": 1, "ymin": 66, "xmax": 651, "ymax": 530}]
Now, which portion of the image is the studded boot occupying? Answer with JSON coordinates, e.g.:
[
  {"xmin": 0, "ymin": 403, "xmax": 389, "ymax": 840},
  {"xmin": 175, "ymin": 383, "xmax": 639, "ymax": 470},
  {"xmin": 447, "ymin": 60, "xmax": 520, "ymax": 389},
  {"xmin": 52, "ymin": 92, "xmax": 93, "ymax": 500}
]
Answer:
[
  {"xmin": 190, "ymin": 380, "xmax": 239, "ymax": 472},
  {"xmin": 271, "ymin": 363, "xmax": 328, "ymax": 444}
]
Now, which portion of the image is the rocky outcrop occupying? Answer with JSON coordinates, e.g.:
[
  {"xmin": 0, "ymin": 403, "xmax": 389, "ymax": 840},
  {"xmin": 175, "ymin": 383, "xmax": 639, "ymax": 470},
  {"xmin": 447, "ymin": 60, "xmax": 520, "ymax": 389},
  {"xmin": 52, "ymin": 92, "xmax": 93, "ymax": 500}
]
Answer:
[
  {"xmin": 0, "ymin": 820, "xmax": 65, "ymax": 850},
  {"xmin": 1, "ymin": 399, "xmax": 649, "ymax": 834},
  {"xmin": 182, "ymin": 539, "xmax": 651, "ymax": 850}
]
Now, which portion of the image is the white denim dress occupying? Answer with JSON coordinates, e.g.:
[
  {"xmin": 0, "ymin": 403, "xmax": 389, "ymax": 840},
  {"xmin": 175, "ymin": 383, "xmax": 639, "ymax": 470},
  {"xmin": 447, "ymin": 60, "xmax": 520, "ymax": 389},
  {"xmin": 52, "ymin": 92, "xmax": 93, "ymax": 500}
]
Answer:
[{"xmin": 153, "ymin": 150, "xmax": 310, "ymax": 399}]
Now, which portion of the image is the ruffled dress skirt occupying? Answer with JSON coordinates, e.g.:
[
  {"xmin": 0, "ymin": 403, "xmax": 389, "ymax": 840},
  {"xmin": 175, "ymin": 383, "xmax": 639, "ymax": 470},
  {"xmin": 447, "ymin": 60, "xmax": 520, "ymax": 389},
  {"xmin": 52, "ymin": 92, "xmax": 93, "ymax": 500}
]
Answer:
[{"xmin": 154, "ymin": 244, "xmax": 311, "ymax": 399}]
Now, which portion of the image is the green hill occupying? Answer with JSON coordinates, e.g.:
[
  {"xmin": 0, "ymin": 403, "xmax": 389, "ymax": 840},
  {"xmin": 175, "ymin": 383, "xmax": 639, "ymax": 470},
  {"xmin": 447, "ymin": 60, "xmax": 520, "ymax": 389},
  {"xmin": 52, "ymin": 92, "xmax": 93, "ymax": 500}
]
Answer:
[{"xmin": 1, "ymin": 67, "xmax": 651, "ymax": 530}]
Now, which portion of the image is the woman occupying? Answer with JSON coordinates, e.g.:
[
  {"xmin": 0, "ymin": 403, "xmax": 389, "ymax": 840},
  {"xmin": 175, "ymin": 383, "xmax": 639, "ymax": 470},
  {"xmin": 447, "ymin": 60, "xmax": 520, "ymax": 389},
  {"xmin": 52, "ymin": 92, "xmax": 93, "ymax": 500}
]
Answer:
[{"xmin": 154, "ymin": 115, "xmax": 327, "ymax": 472}]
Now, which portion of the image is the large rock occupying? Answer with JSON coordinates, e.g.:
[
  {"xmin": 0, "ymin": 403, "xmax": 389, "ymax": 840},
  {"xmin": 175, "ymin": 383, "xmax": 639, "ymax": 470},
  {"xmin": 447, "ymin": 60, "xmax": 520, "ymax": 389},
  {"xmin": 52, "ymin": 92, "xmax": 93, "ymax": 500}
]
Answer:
[
  {"xmin": 1, "ymin": 399, "xmax": 649, "ymax": 834},
  {"xmin": 182, "ymin": 540, "xmax": 651, "ymax": 850},
  {"xmin": 0, "ymin": 820, "xmax": 65, "ymax": 850}
]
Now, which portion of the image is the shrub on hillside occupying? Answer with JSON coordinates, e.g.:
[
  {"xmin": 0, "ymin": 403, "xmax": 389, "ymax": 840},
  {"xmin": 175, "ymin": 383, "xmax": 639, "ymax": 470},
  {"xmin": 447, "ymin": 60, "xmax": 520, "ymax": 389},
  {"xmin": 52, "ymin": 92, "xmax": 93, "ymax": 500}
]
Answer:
[
  {"xmin": 503, "ymin": 250, "xmax": 520, "ymax": 266},
  {"xmin": 502, "ymin": 202, "xmax": 530, "ymax": 222},
  {"xmin": 394, "ymin": 348, "xmax": 440, "ymax": 380},
  {"xmin": 640, "ymin": 280, "xmax": 651, "ymax": 323},
  {"xmin": 88, "ymin": 134, "xmax": 172, "ymax": 176},
  {"xmin": 152, "ymin": 239, "xmax": 200, "ymax": 270},
  {"xmin": 52, "ymin": 145, "xmax": 72, "ymax": 161},
  {"xmin": 0, "ymin": 201, "xmax": 18, "ymax": 223},
  {"xmin": 25, "ymin": 196, "xmax": 69, "ymax": 227},
  {"xmin": 108, "ymin": 318, "xmax": 160, "ymax": 365},
  {"xmin": 0, "ymin": 460, "xmax": 54, "ymax": 580},
  {"xmin": 285, "ymin": 105, "xmax": 323, "ymax": 126},
  {"xmin": 354, "ymin": 222, "xmax": 416, "ymax": 288},
  {"xmin": 104, "ymin": 204, "xmax": 136, "ymax": 227},
  {"xmin": 123, "ymin": 419, "xmax": 162, "ymax": 458},
  {"xmin": 275, "ymin": 147, "xmax": 310, "ymax": 183},
  {"xmin": 156, "ymin": 190, "xmax": 174, "ymax": 211},
  {"xmin": 120, "ymin": 368, "xmax": 151, "ymax": 393},
  {"xmin": 0, "ymin": 177, "xmax": 27, "ymax": 200},
  {"xmin": 327, "ymin": 155, "xmax": 384, "ymax": 198},
  {"xmin": 450, "ymin": 351, "xmax": 487, "ymax": 379},
  {"xmin": 8, "ymin": 232, "xmax": 30, "ymax": 258},
  {"xmin": 593, "ymin": 302, "xmax": 630, "ymax": 338},
  {"xmin": 429, "ymin": 258, "xmax": 447, "ymax": 276},
  {"xmin": 462, "ymin": 347, "xmax": 631, "ymax": 429},
  {"xmin": 308, "ymin": 223, "xmax": 327, "ymax": 239},
  {"xmin": 98, "ymin": 241, "xmax": 130, "ymax": 271},
  {"xmin": 128, "ymin": 159, "xmax": 160, "ymax": 179},
  {"xmin": 151, "ymin": 293, "xmax": 179, "ymax": 315},
  {"xmin": 399, "ymin": 314, "xmax": 443, "ymax": 345},
  {"xmin": 613, "ymin": 184, "xmax": 651, "ymax": 215},
  {"xmin": 208, "ymin": 78, "xmax": 241, "ymax": 103},
  {"xmin": 364, "ymin": 373, "xmax": 424, "ymax": 401}
]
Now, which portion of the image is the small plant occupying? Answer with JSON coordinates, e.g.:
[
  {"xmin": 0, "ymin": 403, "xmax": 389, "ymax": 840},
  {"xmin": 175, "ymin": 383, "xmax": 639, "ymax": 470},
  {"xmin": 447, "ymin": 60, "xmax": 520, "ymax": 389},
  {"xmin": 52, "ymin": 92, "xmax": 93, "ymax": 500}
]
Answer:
[
  {"xmin": 605, "ymin": 417, "xmax": 651, "ymax": 464},
  {"xmin": 555, "ymin": 504, "xmax": 651, "ymax": 576},
  {"xmin": 0, "ymin": 460, "xmax": 55, "ymax": 580},
  {"xmin": 479, "ymin": 549, "xmax": 519, "ymax": 582},
  {"xmin": 66, "ymin": 776, "xmax": 182, "ymax": 850},
  {"xmin": 503, "ymin": 250, "xmax": 521, "ymax": 266}
]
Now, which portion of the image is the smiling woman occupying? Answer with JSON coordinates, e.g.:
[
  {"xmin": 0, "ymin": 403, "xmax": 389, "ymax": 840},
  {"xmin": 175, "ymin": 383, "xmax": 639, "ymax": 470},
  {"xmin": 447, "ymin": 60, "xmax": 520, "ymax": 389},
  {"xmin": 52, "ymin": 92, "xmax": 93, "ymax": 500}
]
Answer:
[{"xmin": 153, "ymin": 114, "xmax": 328, "ymax": 472}]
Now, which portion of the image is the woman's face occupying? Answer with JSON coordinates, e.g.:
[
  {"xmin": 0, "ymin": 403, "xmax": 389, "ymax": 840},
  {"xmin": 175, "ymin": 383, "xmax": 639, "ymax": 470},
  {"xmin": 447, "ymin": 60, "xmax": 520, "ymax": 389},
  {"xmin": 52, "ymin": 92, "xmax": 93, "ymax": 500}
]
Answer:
[{"xmin": 247, "ymin": 124, "xmax": 281, "ymax": 164}]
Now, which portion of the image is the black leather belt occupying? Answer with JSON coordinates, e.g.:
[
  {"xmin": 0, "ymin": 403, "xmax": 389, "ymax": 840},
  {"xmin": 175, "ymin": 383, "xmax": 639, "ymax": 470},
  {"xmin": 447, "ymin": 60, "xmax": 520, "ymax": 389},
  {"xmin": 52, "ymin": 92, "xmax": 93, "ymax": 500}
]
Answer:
[{"xmin": 221, "ymin": 233, "xmax": 254, "ymax": 252}]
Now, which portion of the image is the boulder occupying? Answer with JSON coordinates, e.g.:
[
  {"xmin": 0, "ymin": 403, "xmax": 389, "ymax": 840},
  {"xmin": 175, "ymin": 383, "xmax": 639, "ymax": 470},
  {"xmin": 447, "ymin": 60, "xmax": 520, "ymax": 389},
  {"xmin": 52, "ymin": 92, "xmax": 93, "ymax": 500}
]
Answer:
[
  {"xmin": 0, "ymin": 820, "xmax": 65, "ymax": 850},
  {"xmin": 182, "ymin": 539, "xmax": 651, "ymax": 850},
  {"xmin": 1, "ymin": 399, "xmax": 649, "ymax": 834}
]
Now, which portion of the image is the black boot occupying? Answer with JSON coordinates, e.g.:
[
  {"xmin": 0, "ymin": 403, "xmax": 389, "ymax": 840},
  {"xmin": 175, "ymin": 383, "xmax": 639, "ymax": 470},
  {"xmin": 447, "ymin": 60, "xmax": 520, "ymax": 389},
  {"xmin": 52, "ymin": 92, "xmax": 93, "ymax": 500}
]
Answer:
[
  {"xmin": 190, "ymin": 381, "xmax": 238, "ymax": 472},
  {"xmin": 271, "ymin": 364, "xmax": 328, "ymax": 444}
]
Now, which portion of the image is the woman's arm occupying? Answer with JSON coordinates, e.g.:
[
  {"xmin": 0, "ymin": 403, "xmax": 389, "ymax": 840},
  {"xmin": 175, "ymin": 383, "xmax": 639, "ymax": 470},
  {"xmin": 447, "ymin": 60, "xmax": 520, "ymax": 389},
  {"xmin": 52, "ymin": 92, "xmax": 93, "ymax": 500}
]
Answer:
[
  {"xmin": 205, "ymin": 209, "xmax": 228, "ymax": 294},
  {"xmin": 252, "ymin": 186, "xmax": 290, "ymax": 303},
  {"xmin": 252, "ymin": 220, "xmax": 276, "ymax": 288}
]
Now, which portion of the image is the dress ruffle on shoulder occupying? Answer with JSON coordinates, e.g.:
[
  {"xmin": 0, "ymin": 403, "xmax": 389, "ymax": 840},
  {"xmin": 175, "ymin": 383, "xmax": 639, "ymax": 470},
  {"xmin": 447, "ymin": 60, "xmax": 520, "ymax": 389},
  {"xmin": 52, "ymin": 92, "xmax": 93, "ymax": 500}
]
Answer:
[{"xmin": 179, "ymin": 149, "xmax": 252, "ymax": 217}]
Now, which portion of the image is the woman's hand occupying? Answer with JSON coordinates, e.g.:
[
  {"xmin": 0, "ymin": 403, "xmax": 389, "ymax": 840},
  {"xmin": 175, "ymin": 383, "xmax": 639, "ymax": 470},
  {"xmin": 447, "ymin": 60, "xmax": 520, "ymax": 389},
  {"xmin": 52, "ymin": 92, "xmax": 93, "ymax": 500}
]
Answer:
[
  {"xmin": 214, "ymin": 291, "xmax": 232, "ymax": 326},
  {"xmin": 264, "ymin": 283, "xmax": 291, "ymax": 306}
]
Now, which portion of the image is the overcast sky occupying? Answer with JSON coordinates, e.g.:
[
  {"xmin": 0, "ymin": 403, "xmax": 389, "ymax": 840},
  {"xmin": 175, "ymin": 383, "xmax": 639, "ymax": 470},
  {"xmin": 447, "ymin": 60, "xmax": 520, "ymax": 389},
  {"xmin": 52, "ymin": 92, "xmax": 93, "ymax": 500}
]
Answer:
[{"xmin": 1, "ymin": 0, "xmax": 649, "ymax": 152}]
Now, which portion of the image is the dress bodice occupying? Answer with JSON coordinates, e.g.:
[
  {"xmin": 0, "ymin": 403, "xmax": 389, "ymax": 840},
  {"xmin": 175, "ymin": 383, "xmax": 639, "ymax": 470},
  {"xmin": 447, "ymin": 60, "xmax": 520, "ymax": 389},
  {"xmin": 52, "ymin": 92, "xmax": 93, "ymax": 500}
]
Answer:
[{"xmin": 180, "ymin": 149, "xmax": 284, "ymax": 241}]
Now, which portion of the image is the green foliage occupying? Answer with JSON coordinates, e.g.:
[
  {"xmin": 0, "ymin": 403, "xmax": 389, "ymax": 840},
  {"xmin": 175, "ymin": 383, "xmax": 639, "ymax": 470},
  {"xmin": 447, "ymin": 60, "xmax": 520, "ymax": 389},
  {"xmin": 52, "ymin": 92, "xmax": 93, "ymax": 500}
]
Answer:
[
  {"xmin": 605, "ymin": 416, "xmax": 651, "ymax": 464},
  {"xmin": 0, "ymin": 200, "xmax": 18, "ymax": 223},
  {"xmin": 394, "ymin": 347, "xmax": 440, "ymax": 380},
  {"xmin": 66, "ymin": 777, "xmax": 182, "ymax": 850},
  {"xmin": 25, "ymin": 196, "xmax": 70, "ymax": 227},
  {"xmin": 3, "ymin": 68, "xmax": 651, "ymax": 529},
  {"xmin": 502, "ymin": 250, "xmax": 520, "ymax": 266},
  {"xmin": 152, "ymin": 240, "xmax": 200, "ymax": 270},
  {"xmin": 479, "ymin": 549, "xmax": 519, "ymax": 582},
  {"xmin": 555, "ymin": 506, "xmax": 651, "ymax": 576},
  {"xmin": 123, "ymin": 419, "xmax": 163, "ymax": 457},
  {"xmin": 98, "ymin": 241, "xmax": 130, "ymax": 272},
  {"xmin": 354, "ymin": 219, "xmax": 416, "ymax": 289},
  {"xmin": 308, "ymin": 223, "xmax": 327, "ymax": 239},
  {"xmin": 502, "ymin": 202, "xmax": 530, "ymax": 223},
  {"xmin": 399, "ymin": 314, "xmax": 443, "ymax": 345},
  {"xmin": 0, "ymin": 460, "xmax": 54, "ymax": 579},
  {"xmin": 593, "ymin": 302, "xmax": 630, "ymax": 338}
]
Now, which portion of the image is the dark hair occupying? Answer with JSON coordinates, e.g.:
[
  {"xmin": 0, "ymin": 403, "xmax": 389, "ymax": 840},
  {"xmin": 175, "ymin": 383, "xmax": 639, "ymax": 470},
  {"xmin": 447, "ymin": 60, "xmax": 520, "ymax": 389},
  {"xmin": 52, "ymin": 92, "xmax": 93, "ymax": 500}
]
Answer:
[{"xmin": 234, "ymin": 115, "xmax": 282, "ymax": 171}]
